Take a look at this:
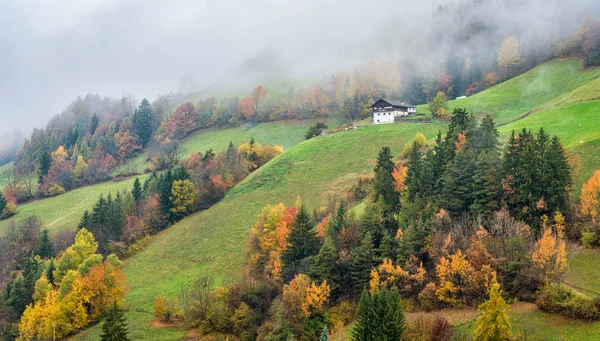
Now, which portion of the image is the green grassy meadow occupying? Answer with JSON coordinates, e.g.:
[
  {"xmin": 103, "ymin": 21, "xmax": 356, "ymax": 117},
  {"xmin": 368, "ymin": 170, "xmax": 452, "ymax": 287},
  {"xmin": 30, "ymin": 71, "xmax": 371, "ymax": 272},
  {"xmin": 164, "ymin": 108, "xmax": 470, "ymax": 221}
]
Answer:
[
  {"xmin": 0, "ymin": 175, "xmax": 147, "ymax": 235},
  {"xmin": 114, "ymin": 118, "xmax": 341, "ymax": 175},
  {"xmin": 417, "ymin": 59, "xmax": 600, "ymax": 124}
]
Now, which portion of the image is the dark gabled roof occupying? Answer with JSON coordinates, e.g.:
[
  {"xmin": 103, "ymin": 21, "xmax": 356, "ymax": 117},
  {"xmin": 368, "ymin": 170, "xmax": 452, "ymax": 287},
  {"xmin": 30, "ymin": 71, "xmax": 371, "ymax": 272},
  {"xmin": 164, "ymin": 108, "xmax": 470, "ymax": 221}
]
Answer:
[{"xmin": 371, "ymin": 98, "xmax": 415, "ymax": 109}]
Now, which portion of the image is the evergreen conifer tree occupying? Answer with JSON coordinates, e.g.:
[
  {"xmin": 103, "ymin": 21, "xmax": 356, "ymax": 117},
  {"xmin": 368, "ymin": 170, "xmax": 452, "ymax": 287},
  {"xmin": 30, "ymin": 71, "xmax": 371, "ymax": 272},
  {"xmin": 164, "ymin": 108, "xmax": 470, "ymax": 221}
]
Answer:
[
  {"xmin": 319, "ymin": 326, "xmax": 329, "ymax": 341},
  {"xmin": 89, "ymin": 113, "xmax": 100, "ymax": 135},
  {"xmin": 35, "ymin": 229, "xmax": 54, "ymax": 259},
  {"xmin": 441, "ymin": 148, "xmax": 476, "ymax": 214},
  {"xmin": 352, "ymin": 288, "xmax": 405, "ymax": 341},
  {"xmin": 132, "ymin": 99, "xmax": 153, "ymax": 147},
  {"xmin": 79, "ymin": 210, "xmax": 91, "ymax": 230},
  {"xmin": 405, "ymin": 141, "xmax": 422, "ymax": 200},
  {"xmin": 100, "ymin": 302, "xmax": 131, "ymax": 341},
  {"xmin": 350, "ymin": 233, "xmax": 375, "ymax": 293},
  {"xmin": 46, "ymin": 258, "xmax": 56, "ymax": 285},
  {"xmin": 470, "ymin": 151, "xmax": 501, "ymax": 215},
  {"xmin": 310, "ymin": 239, "xmax": 341, "ymax": 295},
  {"xmin": 331, "ymin": 201, "xmax": 347, "ymax": 235},
  {"xmin": 37, "ymin": 150, "xmax": 52, "ymax": 184},
  {"xmin": 132, "ymin": 177, "xmax": 142, "ymax": 203},
  {"xmin": 282, "ymin": 205, "xmax": 320, "ymax": 268},
  {"xmin": 374, "ymin": 146, "xmax": 398, "ymax": 210}
]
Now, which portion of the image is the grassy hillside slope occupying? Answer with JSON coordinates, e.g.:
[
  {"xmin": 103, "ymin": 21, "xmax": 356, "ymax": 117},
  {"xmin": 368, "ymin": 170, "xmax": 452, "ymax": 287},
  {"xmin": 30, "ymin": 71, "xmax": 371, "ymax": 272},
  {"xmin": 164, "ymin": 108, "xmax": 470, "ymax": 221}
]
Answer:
[
  {"xmin": 115, "ymin": 119, "xmax": 340, "ymax": 175},
  {"xmin": 76, "ymin": 122, "xmax": 445, "ymax": 340},
  {"xmin": 416, "ymin": 59, "xmax": 600, "ymax": 124},
  {"xmin": 0, "ymin": 175, "xmax": 147, "ymax": 234}
]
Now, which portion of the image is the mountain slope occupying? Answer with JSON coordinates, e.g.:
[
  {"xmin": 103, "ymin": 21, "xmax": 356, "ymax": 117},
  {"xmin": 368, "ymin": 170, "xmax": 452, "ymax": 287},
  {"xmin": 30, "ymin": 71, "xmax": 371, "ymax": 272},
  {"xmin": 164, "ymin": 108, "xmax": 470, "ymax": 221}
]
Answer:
[
  {"xmin": 75, "ymin": 122, "xmax": 446, "ymax": 340},
  {"xmin": 417, "ymin": 58, "xmax": 600, "ymax": 124}
]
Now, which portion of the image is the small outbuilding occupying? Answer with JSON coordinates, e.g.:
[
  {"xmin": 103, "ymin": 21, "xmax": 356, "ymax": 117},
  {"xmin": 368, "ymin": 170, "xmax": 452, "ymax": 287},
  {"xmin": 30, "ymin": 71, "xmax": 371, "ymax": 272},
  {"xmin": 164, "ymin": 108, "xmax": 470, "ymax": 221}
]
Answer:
[{"xmin": 371, "ymin": 98, "xmax": 416, "ymax": 124}]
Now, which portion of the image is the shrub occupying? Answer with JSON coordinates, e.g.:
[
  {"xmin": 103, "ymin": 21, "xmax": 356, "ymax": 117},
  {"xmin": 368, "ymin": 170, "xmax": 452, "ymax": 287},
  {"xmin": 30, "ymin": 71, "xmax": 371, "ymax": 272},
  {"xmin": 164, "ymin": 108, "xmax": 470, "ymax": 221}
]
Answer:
[
  {"xmin": 581, "ymin": 231, "xmax": 597, "ymax": 249},
  {"xmin": 429, "ymin": 316, "xmax": 453, "ymax": 341},
  {"xmin": 2, "ymin": 202, "xmax": 17, "ymax": 218},
  {"xmin": 419, "ymin": 283, "xmax": 440, "ymax": 311},
  {"xmin": 47, "ymin": 184, "xmax": 66, "ymax": 196},
  {"xmin": 327, "ymin": 300, "xmax": 356, "ymax": 330},
  {"xmin": 403, "ymin": 314, "xmax": 435, "ymax": 340},
  {"xmin": 536, "ymin": 284, "xmax": 600, "ymax": 320},
  {"xmin": 305, "ymin": 122, "xmax": 329, "ymax": 139},
  {"xmin": 154, "ymin": 297, "xmax": 177, "ymax": 321}
]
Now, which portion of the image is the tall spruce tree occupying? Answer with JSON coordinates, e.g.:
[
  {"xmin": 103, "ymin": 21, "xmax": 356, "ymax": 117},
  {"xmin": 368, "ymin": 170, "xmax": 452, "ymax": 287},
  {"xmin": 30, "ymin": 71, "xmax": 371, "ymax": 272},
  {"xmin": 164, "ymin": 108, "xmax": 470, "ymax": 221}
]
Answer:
[
  {"xmin": 405, "ymin": 141, "xmax": 423, "ymax": 200},
  {"xmin": 37, "ymin": 150, "xmax": 52, "ymax": 184},
  {"xmin": 89, "ymin": 113, "xmax": 100, "ymax": 135},
  {"xmin": 470, "ymin": 151, "xmax": 501, "ymax": 215},
  {"xmin": 350, "ymin": 233, "xmax": 375, "ymax": 293},
  {"xmin": 132, "ymin": 99, "xmax": 153, "ymax": 147},
  {"xmin": 352, "ymin": 288, "xmax": 406, "ymax": 341},
  {"xmin": 282, "ymin": 205, "xmax": 320, "ymax": 268},
  {"xmin": 374, "ymin": 146, "xmax": 398, "ymax": 210},
  {"xmin": 544, "ymin": 136, "xmax": 571, "ymax": 214},
  {"xmin": 310, "ymin": 239, "xmax": 341, "ymax": 295},
  {"xmin": 132, "ymin": 177, "xmax": 142, "ymax": 203},
  {"xmin": 478, "ymin": 114, "xmax": 499, "ymax": 153},
  {"xmin": 441, "ymin": 148, "xmax": 476, "ymax": 214},
  {"xmin": 100, "ymin": 302, "xmax": 131, "ymax": 341},
  {"xmin": 79, "ymin": 210, "xmax": 91, "ymax": 229},
  {"xmin": 35, "ymin": 229, "xmax": 54, "ymax": 259},
  {"xmin": 330, "ymin": 201, "xmax": 347, "ymax": 235},
  {"xmin": 46, "ymin": 258, "xmax": 56, "ymax": 284}
]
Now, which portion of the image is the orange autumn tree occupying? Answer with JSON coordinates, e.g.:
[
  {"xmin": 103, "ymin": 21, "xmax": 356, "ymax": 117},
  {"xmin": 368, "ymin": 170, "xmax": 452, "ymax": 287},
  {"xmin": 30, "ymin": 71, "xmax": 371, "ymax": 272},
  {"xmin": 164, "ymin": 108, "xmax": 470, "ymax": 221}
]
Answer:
[
  {"xmin": 246, "ymin": 203, "xmax": 298, "ymax": 281},
  {"xmin": 580, "ymin": 170, "xmax": 600, "ymax": 222},
  {"xmin": 392, "ymin": 164, "xmax": 408, "ymax": 194},
  {"xmin": 282, "ymin": 274, "xmax": 330, "ymax": 321},
  {"xmin": 532, "ymin": 216, "xmax": 568, "ymax": 284}
]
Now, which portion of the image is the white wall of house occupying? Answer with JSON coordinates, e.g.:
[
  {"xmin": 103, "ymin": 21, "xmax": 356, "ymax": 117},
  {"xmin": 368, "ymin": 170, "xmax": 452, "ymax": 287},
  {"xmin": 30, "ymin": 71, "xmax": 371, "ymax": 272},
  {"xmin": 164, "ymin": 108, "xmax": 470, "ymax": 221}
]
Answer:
[{"xmin": 373, "ymin": 111, "xmax": 395, "ymax": 124}]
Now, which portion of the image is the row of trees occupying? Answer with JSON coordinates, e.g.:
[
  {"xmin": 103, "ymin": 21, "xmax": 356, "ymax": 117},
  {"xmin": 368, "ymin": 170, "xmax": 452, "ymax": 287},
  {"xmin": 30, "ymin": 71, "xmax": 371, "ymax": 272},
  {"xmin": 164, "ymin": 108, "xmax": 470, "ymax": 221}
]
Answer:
[{"xmin": 79, "ymin": 140, "xmax": 281, "ymax": 255}]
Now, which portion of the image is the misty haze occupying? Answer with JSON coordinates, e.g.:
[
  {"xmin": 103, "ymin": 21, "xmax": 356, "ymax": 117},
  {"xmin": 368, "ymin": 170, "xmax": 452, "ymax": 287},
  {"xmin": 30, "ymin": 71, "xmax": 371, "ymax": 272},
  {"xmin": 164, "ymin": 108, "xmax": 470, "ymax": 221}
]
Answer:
[{"xmin": 0, "ymin": 0, "xmax": 599, "ymax": 340}]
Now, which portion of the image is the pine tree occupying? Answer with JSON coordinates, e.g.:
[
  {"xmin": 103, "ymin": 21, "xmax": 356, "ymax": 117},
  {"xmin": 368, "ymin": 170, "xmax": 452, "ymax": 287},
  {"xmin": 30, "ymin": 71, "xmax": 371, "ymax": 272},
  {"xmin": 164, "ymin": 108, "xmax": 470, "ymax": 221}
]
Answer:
[
  {"xmin": 90, "ymin": 113, "xmax": 100, "ymax": 135},
  {"xmin": 352, "ymin": 288, "xmax": 405, "ymax": 341},
  {"xmin": 544, "ymin": 136, "xmax": 571, "ymax": 214},
  {"xmin": 282, "ymin": 205, "xmax": 320, "ymax": 268},
  {"xmin": 46, "ymin": 258, "xmax": 56, "ymax": 284},
  {"xmin": 35, "ymin": 229, "xmax": 54, "ymax": 259},
  {"xmin": 474, "ymin": 278, "xmax": 511, "ymax": 341},
  {"xmin": 405, "ymin": 141, "xmax": 422, "ymax": 200},
  {"xmin": 310, "ymin": 239, "xmax": 341, "ymax": 295},
  {"xmin": 319, "ymin": 326, "xmax": 329, "ymax": 341},
  {"xmin": 330, "ymin": 201, "xmax": 347, "ymax": 235},
  {"xmin": 350, "ymin": 233, "xmax": 375, "ymax": 293},
  {"xmin": 374, "ymin": 146, "xmax": 398, "ymax": 210},
  {"xmin": 132, "ymin": 177, "xmax": 143, "ymax": 203},
  {"xmin": 79, "ymin": 210, "xmax": 91, "ymax": 229},
  {"xmin": 441, "ymin": 148, "xmax": 476, "ymax": 214},
  {"xmin": 37, "ymin": 150, "xmax": 52, "ymax": 184},
  {"xmin": 478, "ymin": 114, "xmax": 499, "ymax": 153},
  {"xmin": 132, "ymin": 99, "xmax": 153, "ymax": 147},
  {"xmin": 100, "ymin": 302, "xmax": 131, "ymax": 341},
  {"xmin": 470, "ymin": 151, "xmax": 501, "ymax": 215}
]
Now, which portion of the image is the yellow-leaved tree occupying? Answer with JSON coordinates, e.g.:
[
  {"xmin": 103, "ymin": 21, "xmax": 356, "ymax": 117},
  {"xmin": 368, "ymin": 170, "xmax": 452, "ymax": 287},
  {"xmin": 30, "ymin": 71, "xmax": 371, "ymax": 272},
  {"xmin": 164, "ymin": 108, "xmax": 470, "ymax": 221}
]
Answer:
[
  {"xmin": 169, "ymin": 179, "xmax": 198, "ymax": 218},
  {"xmin": 580, "ymin": 170, "xmax": 600, "ymax": 222},
  {"xmin": 532, "ymin": 216, "xmax": 568, "ymax": 284},
  {"xmin": 474, "ymin": 276, "xmax": 511, "ymax": 341}
]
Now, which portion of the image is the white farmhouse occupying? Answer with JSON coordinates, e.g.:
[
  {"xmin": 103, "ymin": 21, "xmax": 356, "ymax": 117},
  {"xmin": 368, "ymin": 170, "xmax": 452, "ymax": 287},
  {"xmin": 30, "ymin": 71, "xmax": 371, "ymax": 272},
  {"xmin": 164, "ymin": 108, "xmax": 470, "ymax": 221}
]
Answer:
[{"xmin": 371, "ymin": 98, "xmax": 416, "ymax": 124}]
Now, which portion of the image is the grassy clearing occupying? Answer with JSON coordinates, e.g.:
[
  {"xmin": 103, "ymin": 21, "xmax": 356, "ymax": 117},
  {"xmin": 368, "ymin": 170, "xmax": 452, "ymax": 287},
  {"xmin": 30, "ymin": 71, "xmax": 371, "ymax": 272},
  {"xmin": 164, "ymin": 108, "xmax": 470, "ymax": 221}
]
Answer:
[
  {"xmin": 416, "ymin": 59, "xmax": 600, "ymax": 124},
  {"xmin": 0, "ymin": 175, "xmax": 148, "ymax": 235},
  {"xmin": 75, "ymin": 122, "xmax": 445, "ymax": 340},
  {"xmin": 114, "ymin": 119, "xmax": 341, "ymax": 175}
]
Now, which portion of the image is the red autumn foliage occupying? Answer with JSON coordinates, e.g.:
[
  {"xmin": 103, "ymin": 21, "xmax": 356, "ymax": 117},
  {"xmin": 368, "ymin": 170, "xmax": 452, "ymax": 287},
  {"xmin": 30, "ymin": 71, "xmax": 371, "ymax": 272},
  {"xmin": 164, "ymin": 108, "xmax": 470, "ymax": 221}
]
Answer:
[{"xmin": 237, "ymin": 96, "xmax": 256, "ymax": 120}]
